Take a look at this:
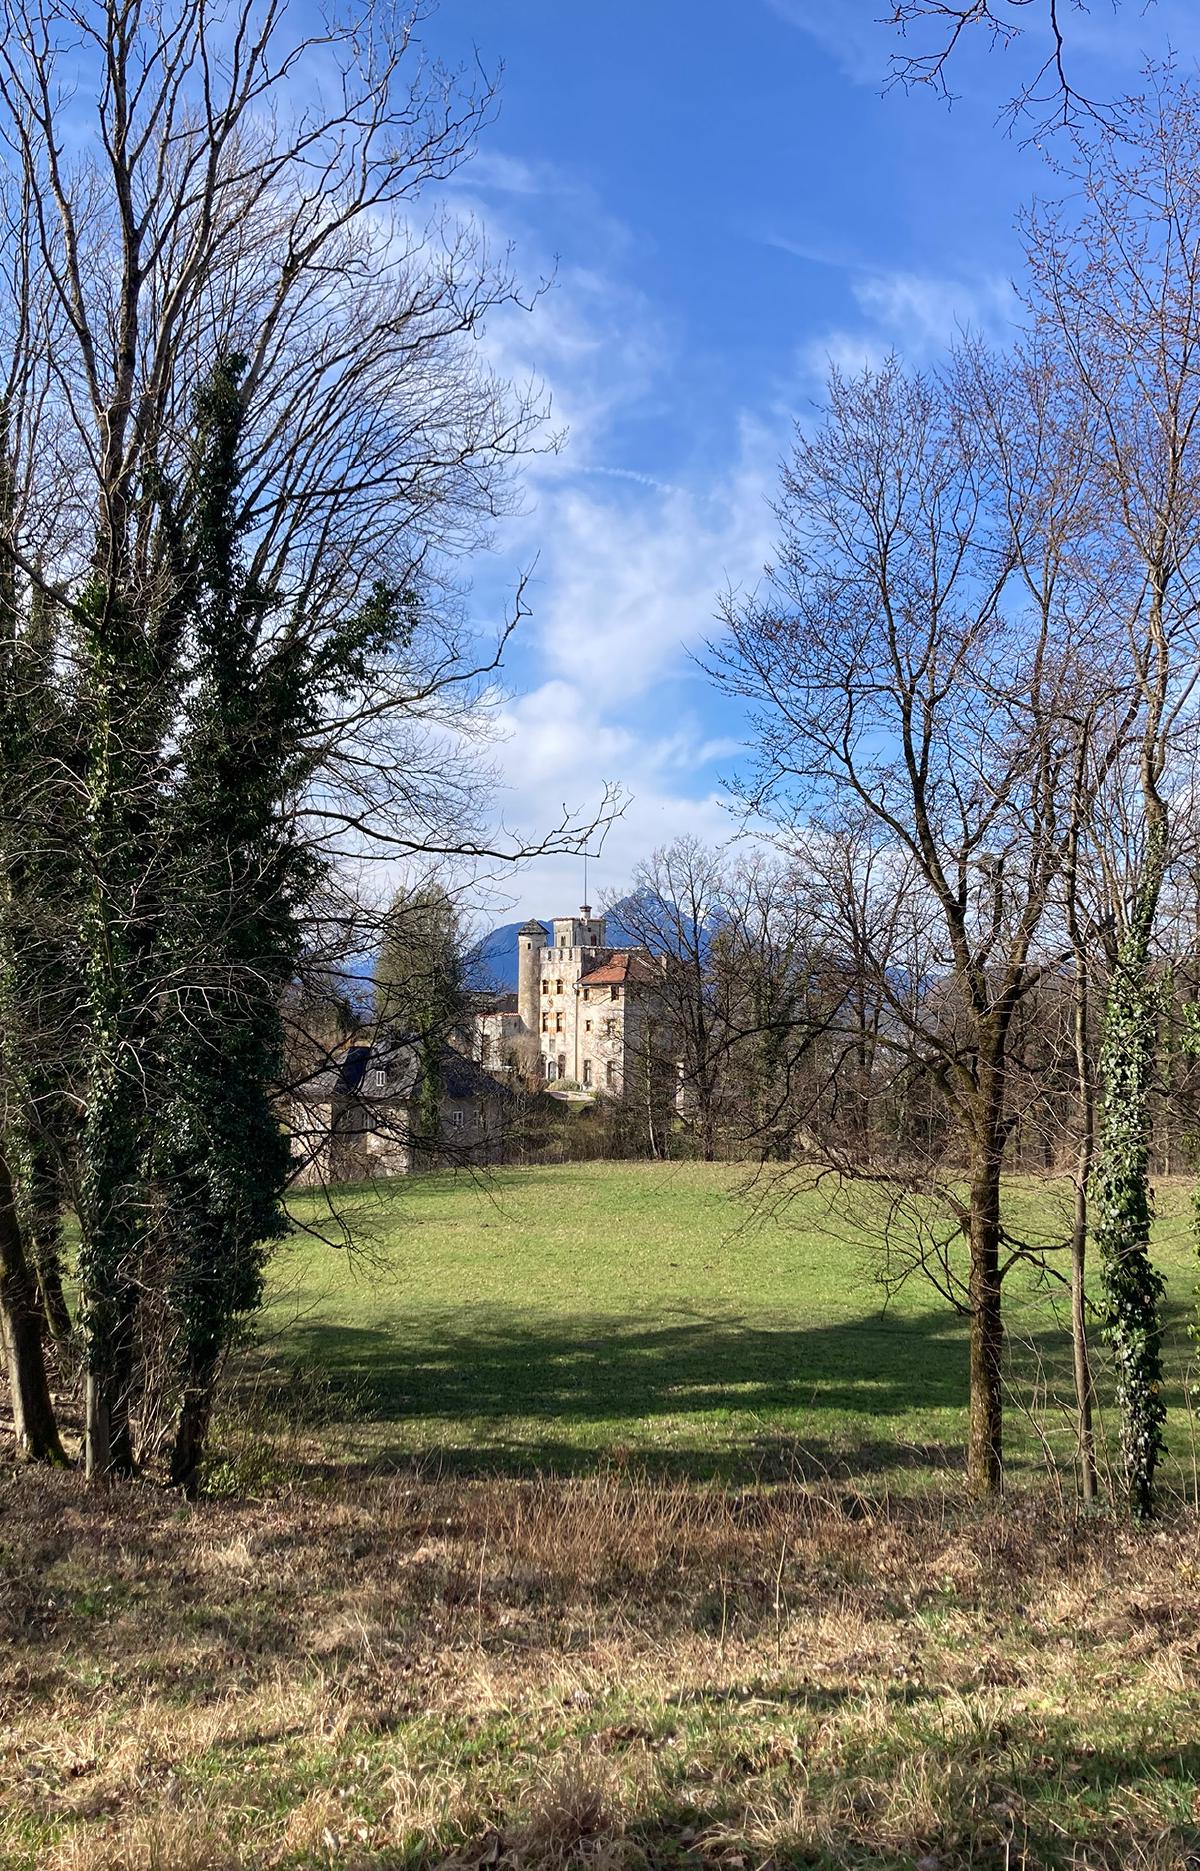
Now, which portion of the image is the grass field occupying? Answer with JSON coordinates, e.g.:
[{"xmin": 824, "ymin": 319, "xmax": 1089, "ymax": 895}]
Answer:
[
  {"xmin": 7, "ymin": 1469, "xmax": 1200, "ymax": 1870},
  {"xmin": 264, "ymin": 1161, "xmax": 1200, "ymax": 1494},
  {"xmin": 7, "ymin": 1161, "xmax": 1200, "ymax": 1871}
]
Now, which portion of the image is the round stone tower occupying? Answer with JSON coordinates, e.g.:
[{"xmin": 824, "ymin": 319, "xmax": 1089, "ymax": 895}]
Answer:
[{"xmin": 516, "ymin": 918, "xmax": 546, "ymax": 1035}]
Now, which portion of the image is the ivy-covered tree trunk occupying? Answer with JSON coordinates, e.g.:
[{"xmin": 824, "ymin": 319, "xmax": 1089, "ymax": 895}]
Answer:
[
  {"xmin": 154, "ymin": 359, "xmax": 305, "ymax": 1496},
  {"xmin": 78, "ymin": 1028, "xmax": 143, "ymax": 1480},
  {"xmin": 1092, "ymin": 816, "xmax": 1168, "ymax": 1519},
  {"xmin": 77, "ymin": 586, "xmax": 153, "ymax": 1483},
  {"xmin": 1065, "ymin": 741, "xmax": 1098, "ymax": 1503},
  {"xmin": 0, "ymin": 1147, "xmax": 65, "ymax": 1464},
  {"xmin": 1070, "ymin": 960, "xmax": 1098, "ymax": 1505},
  {"xmin": 0, "ymin": 433, "xmax": 70, "ymax": 1459}
]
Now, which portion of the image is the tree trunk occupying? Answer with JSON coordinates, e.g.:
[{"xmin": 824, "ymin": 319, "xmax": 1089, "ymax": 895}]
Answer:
[
  {"xmin": 27, "ymin": 1151, "xmax": 73, "ymax": 1344},
  {"xmin": 1070, "ymin": 964, "xmax": 1098, "ymax": 1504},
  {"xmin": 82, "ymin": 1265, "xmax": 139, "ymax": 1483},
  {"xmin": 966, "ymin": 1132, "xmax": 1004, "ymax": 1498},
  {"xmin": 1093, "ymin": 803, "xmax": 1168, "ymax": 1519},
  {"xmin": 107, "ymin": 1315, "xmax": 137, "ymax": 1476},
  {"xmin": 1064, "ymin": 752, "xmax": 1099, "ymax": 1503},
  {"xmin": 83, "ymin": 1371, "xmax": 111, "ymax": 1481},
  {"xmin": 82, "ymin": 1307, "xmax": 137, "ymax": 1480},
  {"xmin": 170, "ymin": 1357, "xmax": 218, "ymax": 1497},
  {"xmin": 1070, "ymin": 1195, "xmax": 1097, "ymax": 1502},
  {"xmin": 35, "ymin": 1259, "xmax": 72, "ymax": 1345},
  {"xmin": 0, "ymin": 1150, "xmax": 66, "ymax": 1465}
]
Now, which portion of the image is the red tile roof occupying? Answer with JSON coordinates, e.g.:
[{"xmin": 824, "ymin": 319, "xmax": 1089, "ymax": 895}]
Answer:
[{"xmin": 579, "ymin": 950, "xmax": 658, "ymax": 988}]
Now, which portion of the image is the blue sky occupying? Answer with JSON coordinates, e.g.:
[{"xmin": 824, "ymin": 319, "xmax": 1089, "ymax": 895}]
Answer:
[{"xmin": 419, "ymin": 0, "xmax": 1200, "ymax": 922}]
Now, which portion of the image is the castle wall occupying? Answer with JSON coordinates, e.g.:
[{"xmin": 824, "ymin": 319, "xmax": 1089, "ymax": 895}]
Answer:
[
  {"xmin": 486, "ymin": 906, "xmax": 675, "ymax": 1101},
  {"xmin": 536, "ymin": 941, "xmax": 621, "ymax": 1087}
]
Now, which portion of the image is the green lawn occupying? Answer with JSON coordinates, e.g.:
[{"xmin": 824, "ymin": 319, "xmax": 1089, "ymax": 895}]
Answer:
[
  {"xmin": 13, "ymin": 1163, "xmax": 1200, "ymax": 1870},
  {"xmin": 259, "ymin": 1161, "xmax": 1200, "ymax": 1491}
]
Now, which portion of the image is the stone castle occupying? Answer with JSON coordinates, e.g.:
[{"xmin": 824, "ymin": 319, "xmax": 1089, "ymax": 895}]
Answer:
[{"xmin": 474, "ymin": 905, "xmax": 664, "ymax": 1093}]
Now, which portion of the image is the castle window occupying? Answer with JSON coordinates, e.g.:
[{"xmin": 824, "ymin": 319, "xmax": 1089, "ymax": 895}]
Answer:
[
  {"xmin": 585, "ymin": 1020, "xmax": 592, "ymax": 1034},
  {"xmin": 583, "ymin": 1059, "xmax": 592, "ymax": 1087},
  {"xmin": 371, "ymin": 1069, "xmax": 386, "ymax": 1090},
  {"xmin": 557, "ymin": 978, "xmax": 564, "ymax": 995},
  {"xmin": 451, "ymin": 1109, "xmax": 466, "ymax": 1129},
  {"xmin": 610, "ymin": 984, "xmax": 620, "ymax": 1000},
  {"xmin": 545, "ymin": 1056, "xmax": 555, "ymax": 1080},
  {"xmin": 605, "ymin": 1018, "xmax": 616, "ymax": 1037},
  {"xmin": 555, "ymin": 1012, "xmax": 564, "ymax": 1032},
  {"xmin": 582, "ymin": 987, "xmax": 590, "ymax": 1001},
  {"xmin": 541, "ymin": 1012, "xmax": 549, "ymax": 1032},
  {"xmin": 605, "ymin": 1062, "xmax": 616, "ymax": 1089}
]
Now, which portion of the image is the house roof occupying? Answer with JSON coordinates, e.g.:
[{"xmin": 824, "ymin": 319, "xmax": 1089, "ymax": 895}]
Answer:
[
  {"xmin": 440, "ymin": 1048, "xmax": 513, "ymax": 1101},
  {"xmin": 294, "ymin": 1031, "xmax": 513, "ymax": 1109},
  {"xmin": 579, "ymin": 950, "xmax": 659, "ymax": 989},
  {"xmin": 469, "ymin": 990, "xmax": 519, "ymax": 1016}
]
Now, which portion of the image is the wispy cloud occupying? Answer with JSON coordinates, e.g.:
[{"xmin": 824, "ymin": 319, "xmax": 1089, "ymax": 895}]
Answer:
[
  {"xmin": 758, "ymin": 228, "xmax": 862, "ymax": 269},
  {"xmin": 853, "ymin": 267, "xmax": 1017, "ymax": 349},
  {"xmin": 798, "ymin": 264, "xmax": 1019, "ymax": 384},
  {"xmin": 526, "ymin": 433, "xmax": 775, "ymax": 709},
  {"xmin": 764, "ymin": 0, "xmax": 888, "ymax": 85},
  {"xmin": 579, "ymin": 464, "xmax": 688, "ymax": 497},
  {"xmin": 460, "ymin": 150, "xmax": 557, "ymax": 196}
]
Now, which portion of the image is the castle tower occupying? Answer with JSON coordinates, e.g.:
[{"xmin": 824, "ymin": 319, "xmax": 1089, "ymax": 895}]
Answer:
[
  {"xmin": 516, "ymin": 918, "xmax": 546, "ymax": 1035},
  {"xmin": 551, "ymin": 905, "xmax": 607, "ymax": 951}
]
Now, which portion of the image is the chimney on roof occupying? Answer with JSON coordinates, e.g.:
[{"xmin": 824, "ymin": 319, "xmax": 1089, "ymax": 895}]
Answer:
[{"xmin": 581, "ymin": 904, "xmax": 591, "ymax": 918}]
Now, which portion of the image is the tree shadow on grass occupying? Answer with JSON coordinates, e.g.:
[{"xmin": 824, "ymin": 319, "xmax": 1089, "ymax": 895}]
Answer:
[{"xmin": 251, "ymin": 1303, "xmax": 1102, "ymax": 1483}]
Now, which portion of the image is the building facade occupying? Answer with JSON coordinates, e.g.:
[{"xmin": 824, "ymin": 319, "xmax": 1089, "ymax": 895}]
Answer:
[
  {"xmin": 290, "ymin": 1037, "xmax": 512, "ymax": 1186},
  {"xmin": 478, "ymin": 905, "xmax": 666, "ymax": 1094}
]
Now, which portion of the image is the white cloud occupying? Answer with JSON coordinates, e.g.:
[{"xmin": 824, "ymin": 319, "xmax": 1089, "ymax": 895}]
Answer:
[
  {"xmin": 459, "ymin": 150, "xmax": 556, "ymax": 197},
  {"xmin": 479, "ymin": 678, "xmax": 748, "ymax": 918},
  {"xmin": 853, "ymin": 268, "xmax": 1016, "ymax": 350},
  {"xmin": 478, "ymin": 264, "xmax": 665, "ymax": 482},
  {"xmin": 799, "ymin": 264, "xmax": 1019, "ymax": 385},
  {"xmin": 523, "ymin": 435, "xmax": 774, "ymax": 708}
]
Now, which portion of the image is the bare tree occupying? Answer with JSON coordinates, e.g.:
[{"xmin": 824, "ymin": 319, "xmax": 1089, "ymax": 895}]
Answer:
[
  {"xmin": 887, "ymin": 0, "xmax": 1134, "ymax": 127},
  {"xmin": 711, "ymin": 345, "xmax": 1109, "ymax": 1496},
  {"xmin": 619, "ymin": 839, "xmax": 730, "ymax": 1160},
  {"xmin": 1022, "ymin": 76, "xmax": 1200, "ymax": 1514},
  {"xmin": 705, "ymin": 853, "xmax": 846, "ymax": 1163}
]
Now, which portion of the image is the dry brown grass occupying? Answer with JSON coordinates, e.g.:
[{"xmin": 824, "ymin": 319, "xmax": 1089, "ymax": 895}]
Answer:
[{"xmin": 2, "ymin": 1467, "xmax": 1200, "ymax": 1869}]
